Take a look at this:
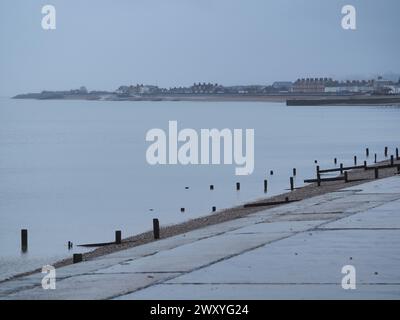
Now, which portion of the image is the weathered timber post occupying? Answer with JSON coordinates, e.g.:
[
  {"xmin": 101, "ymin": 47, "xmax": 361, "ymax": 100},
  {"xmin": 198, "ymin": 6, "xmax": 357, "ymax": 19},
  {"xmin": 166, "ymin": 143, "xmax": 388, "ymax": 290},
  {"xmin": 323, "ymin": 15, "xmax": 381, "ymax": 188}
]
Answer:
[
  {"xmin": 21, "ymin": 229, "xmax": 28, "ymax": 252},
  {"xmin": 153, "ymin": 218, "xmax": 160, "ymax": 239}
]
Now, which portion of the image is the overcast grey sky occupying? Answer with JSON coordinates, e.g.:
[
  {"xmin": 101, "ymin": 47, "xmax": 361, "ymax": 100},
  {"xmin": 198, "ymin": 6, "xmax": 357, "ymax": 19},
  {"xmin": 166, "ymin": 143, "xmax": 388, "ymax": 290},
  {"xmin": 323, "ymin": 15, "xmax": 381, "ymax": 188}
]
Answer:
[{"xmin": 0, "ymin": 0, "xmax": 399, "ymax": 96}]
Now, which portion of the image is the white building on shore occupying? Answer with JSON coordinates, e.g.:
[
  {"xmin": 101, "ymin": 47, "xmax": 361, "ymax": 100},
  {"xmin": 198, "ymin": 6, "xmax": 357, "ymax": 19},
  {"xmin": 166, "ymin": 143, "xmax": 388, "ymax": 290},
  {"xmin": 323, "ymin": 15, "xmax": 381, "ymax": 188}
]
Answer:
[{"xmin": 324, "ymin": 80, "xmax": 374, "ymax": 94}]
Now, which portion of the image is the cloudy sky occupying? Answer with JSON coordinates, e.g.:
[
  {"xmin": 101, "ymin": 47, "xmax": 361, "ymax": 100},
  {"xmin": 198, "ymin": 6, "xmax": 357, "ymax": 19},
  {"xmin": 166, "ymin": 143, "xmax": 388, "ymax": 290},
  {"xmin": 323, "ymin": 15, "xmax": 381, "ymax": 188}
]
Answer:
[{"xmin": 0, "ymin": 0, "xmax": 399, "ymax": 96}]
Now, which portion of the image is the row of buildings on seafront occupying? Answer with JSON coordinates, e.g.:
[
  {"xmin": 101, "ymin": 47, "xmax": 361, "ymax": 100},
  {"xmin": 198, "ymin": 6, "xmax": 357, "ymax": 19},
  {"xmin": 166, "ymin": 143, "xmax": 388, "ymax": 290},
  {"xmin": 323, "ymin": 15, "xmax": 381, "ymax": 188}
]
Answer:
[
  {"xmin": 291, "ymin": 77, "xmax": 400, "ymax": 94},
  {"xmin": 115, "ymin": 77, "xmax": 400, "ymax": 97}
]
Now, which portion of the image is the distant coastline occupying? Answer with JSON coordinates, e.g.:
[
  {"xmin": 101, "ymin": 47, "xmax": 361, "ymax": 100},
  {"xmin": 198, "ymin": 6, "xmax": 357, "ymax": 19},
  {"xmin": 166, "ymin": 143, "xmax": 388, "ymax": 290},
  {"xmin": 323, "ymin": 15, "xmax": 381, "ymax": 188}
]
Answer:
[
  {"xmin": 13, "ymin": 76, "xmax": 400, "ymax": 105},
  {"xmin": 12, "ymin": 92, "xmax": 400, "ymax": 106}
]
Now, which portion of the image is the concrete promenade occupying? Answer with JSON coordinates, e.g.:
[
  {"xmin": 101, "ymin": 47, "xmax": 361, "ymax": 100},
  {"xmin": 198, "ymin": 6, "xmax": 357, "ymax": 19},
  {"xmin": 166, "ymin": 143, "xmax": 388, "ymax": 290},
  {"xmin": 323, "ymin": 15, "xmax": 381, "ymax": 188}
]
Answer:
[{"xmin": 1, "ymin": 176, "xmax": 400, "ymax": 299}]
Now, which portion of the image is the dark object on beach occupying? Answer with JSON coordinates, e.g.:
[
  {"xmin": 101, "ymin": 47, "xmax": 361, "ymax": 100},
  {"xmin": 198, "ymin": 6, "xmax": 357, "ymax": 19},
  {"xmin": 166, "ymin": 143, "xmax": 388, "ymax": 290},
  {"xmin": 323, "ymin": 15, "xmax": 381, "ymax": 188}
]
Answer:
[
  {"xmin": 73, "ymin": 253, "xmax": 83, "ymax": 264},
  {"xmin": 236, "ymin": 182, "xmax": 240, "ymax": 191},
  {"xmin": 304, "ymin": 176, "xmax": 345, "ymax": 183},
  {"xmin": 212, "ymin": 206, "xmax": 216, "ymax": 212},
  {"xmin": 316, "ymin": 166, "xmax": 321, "ymax": 186},
  {"xmin": 21, "ymin": 229, "xmax": 28, "ymax": 252},
  {"xmin": 366, "ymin": 148, "xmax": 369, "ymax": 157},
  {"xmin": 185, "ymin": 187, "xmax": 189, "ymax": 190},
  {"xmin": 210, "ymin": 185, "xmax": 214, "ymax": 190},
  {"xmin": 67, "ymin": 241, "xmax": 73, "ymax": 250},
  {"xmin": 290, "ymin": 177, "xmax": 294, "ymax": 191},
  {"xmin": 270, "ymin": 170, "xmax": 274, "ymax": 175},
  {"xmin": 115, "ymin": 230, "xmax": 122, "ymax": 244},
  {"xmin": 374, "ymin": 153, "xmax": 377, "ymax": 163},
  {"xmin": 293, "ymin": 168, "xmax": 297, "ymax": 176},
  {"xmin": 181, "ymin": 207, "xmax": 185, "ymax": 213},
  {"xmin": 78, "ymin": 241, "xmax": 116, "ymax": 247},
  {"xmin": 264, "ymin": 179, "xmax": 268, "ymax": 193},
  {"xmin": 244, "ymin": 198, "xmax": 300, "ymax": 208},
  {"xmin": 385, "ymin": 146, "xmax": 388, "ymax": 157},
  {"xmin": 334, "ymin": 158, "xmax": 337, "ymax": 165},
  {"xmin": 396, "ymin": 148, "xmax": 399, "ymax": 160},
  {"xmin": 153, "ymin": 218, "xmax": 160, "ymax": 239},
  {"xmin": 354, "ymin": 156, "xmax": 357, "ymax": 166},
  {"xmin": 344, "ymin": 171, "xmax": 349, "ymax": 183},
  {"xmin": 314, "ymin": 160, "xmax": 318, "ymax": 164},
  {"xmin": 390, "ymin": 155, "xmax": 394, "ymax": 166}
]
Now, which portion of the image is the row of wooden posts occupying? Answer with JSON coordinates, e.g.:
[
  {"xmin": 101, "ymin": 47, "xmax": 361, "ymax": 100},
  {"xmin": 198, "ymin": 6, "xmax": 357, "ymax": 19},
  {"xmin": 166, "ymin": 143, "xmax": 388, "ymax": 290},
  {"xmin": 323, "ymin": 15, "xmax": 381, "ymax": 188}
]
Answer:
[
  {"xmin": 305, "ymin": 147, "xmax": 400, "ymax": 186},
  {"xmin": 20, "ymin": 146, "xmax": 399, "ymax": 263}
]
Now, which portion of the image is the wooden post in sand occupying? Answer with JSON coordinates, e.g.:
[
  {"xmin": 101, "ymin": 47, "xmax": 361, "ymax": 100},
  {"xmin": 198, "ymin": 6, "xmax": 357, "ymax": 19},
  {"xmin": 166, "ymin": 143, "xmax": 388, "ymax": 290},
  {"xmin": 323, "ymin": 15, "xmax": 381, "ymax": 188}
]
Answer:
[
  {"xmin": 385, "ymin": 147, "xmax": 388, "ymax": 157},
  {"xmin": 264, "ymin": 180, "xmax": 268, "ymax": 193},
  {"xmin": 293, "ymin": 168, "xmax": 297, "ymax": 176},
  {"xmin": 212, "ymin": 206, "xmax": 216, "ymax": 212},
  {"xmin": 364, "ymin": 161, "xmax": 367, "ymax": 170},
  {"xmin": 396, "ymin": 148, "xmax": 399, "ymax": 160},
  {"xmin": 210, "ymin": 185, "xmax": 214, "ymax": 190},
  {"xmin": 344, "ymin": 171, "xmax": 348, "ymax": 183},
  {"xmin": 390, "ymin": 155, "xmax": 394, "ymax": 166},
  {"xmin": 290, "ymin": 177, "xmax": 294, "ymax": 191},
  {"xmin": 115, "ymin": 230, "xmax": 121, "ymax": 244},
  {"xmin": 153, "ymin": 218, "xmax": 160, "ymax": 239},
  {"xmin": 340, "ymin": 163, "xmax": 343, "ymax": 174},
  {"xmin": 236, "ymin": 182, "xmax": 240, "ymax": 191},
  {"xmin": 374, "ymin": 153, "xmax": 377, "ymax": 164},
  {"xmin": 334, "ymin": 158, "xmax": 337, "ymax": 165},
  {"xmin": 366, "ymin": 148, "xmax": 369, "ymax": 157},
  {"xmin": 21, "ymin": 229, "xmax": 28, "ymax": 252}
]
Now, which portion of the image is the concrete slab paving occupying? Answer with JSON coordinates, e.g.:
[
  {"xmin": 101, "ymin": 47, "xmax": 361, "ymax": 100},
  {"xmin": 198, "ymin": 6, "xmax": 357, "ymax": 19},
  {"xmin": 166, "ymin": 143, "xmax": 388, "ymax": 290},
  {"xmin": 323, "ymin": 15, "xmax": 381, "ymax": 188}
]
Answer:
[
  {"xmin": 225, "ymin": 220, "xmax": 327, "ymax": 235},
  {"xmin": 3, "ymin": 272, "xmax": 182, "ymax": 300},
  {"xmin": 159, "ymin": 229, "xmax": 400, "ymax": 285},
  {"xmin": 93, "ymin": 232, "xmax": 294, "ymax": 274}
]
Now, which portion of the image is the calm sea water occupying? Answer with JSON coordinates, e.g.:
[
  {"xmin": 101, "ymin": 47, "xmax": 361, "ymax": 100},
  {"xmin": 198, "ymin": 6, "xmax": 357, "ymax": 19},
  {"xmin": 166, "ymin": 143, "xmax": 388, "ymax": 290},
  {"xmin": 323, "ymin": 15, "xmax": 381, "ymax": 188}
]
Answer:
[{"xmin": 0, "ymin": 98, "xmax": 399, "ymax": 280}]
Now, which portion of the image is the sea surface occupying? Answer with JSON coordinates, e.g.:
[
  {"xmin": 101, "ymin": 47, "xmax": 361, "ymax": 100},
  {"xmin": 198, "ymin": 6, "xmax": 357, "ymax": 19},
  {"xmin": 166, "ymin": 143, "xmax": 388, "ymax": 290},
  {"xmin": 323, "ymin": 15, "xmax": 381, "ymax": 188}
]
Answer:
[{"xmin": 1, "ymin": 97, "xmax": 399, "ymax": 280}]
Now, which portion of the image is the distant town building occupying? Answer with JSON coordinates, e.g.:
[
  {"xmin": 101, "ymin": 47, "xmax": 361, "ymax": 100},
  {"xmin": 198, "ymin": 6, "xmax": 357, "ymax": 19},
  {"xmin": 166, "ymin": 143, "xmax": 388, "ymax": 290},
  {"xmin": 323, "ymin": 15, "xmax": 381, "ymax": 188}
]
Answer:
[
  {"xmin": 79, "ymin": 86, "xmax": 88, "ymax": 94},
  {"xmin": 116, "ymin": 84, "xmax": 161, "ymax": 96},
  {"xmin": 374, "ymin": 76, "xmax": 394, "ymax": 89},
  {"xmin": 190, "ymin": 83, "xmax": 223, "ymax": 94},
  {"xmin": 325, "ymin": 80, "xmax": 374, "ymax": 94},
  {"xmin": 272, "ymin": 82, "xmax": 293, "ymax": 92},
  {"xmin": 292, "ymin": 78, "xmax": 333, "ymax": 93}
]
